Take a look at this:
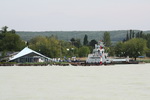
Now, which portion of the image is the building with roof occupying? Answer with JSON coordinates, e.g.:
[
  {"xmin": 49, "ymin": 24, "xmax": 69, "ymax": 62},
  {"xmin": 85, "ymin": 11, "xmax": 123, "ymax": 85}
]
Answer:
[{"xmin": 9, "ymin": 47, "xmax": 52, "ymax": 63}]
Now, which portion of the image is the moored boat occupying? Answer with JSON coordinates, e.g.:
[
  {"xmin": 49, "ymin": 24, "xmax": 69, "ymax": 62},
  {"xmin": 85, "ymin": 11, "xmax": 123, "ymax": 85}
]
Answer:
[{"xmin": 86, "ymin": 41, "xmax": 130, "ymax": 65}]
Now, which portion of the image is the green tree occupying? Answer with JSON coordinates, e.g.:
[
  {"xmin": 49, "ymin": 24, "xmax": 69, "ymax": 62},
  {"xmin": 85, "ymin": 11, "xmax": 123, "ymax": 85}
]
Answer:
[
  {"xmin": 83, "ymin": 34, "xmax": 88, "ymax": 46},
  {"xmin": 139, "ymin": 31, "xmax": 143, "ymax": 38},
  {"xmin": 0, "ymin": 26, "xmax": 26, "ymax": 52},
  {"xmin": 124, "ymin": 38, "xmax": 147, "ymax": 60},
  {"xmin": 30, "ymin": 36, "xmax": 61, "ymax": 58},
  {"xmin": 59, "ymin": 40, "xmax": 78, "ymax": 57},
  {"xmin": 129, "ymin": 30, "xmax": 132, "ymax": 39},
  {"xmin": 78, "ymin": 46, "xmax": 90, "ymax": 57},
  {"xmin": 114, "ymin": 42, "xmax": 125, "ymax": 57},
  {"xmin": 74, "ymin": 39, "xmax": 82, "ymax": 48},
  {"xmin": 147, "ymin": 37, "xmax": 150, "ymax": 49},
  {"xmin": 1, "ymin": 33, "xmax": 26, "ymax": 51},
  {"xmin": 132, "ymin": 31, "xmax": 135, "ymax": 38},
  {"xmin": 70, "ymin": 38, "xmax": 75, "ymax": 45},
  {"xmin": 104, "ymin": 46, "xmax": 115, "ymax": 56},
  {"xmin": 89, "ymin": 39, "xmax": 97, "ymax": 48},
  {"xmin": 136, "ymin": 32, "xmax": 140, "ymax": 38},
  {"xmin": 126, "ymin": 32, "xmax": 129, "ymax": 41},
  {"xmin": 70, "ymin": 38, "xmax": 81, "ymax": 48},
  {"xmin": 10, "ymin": 29, "xmax": 16, "ymax": 34},
  {"xmin": 29, "ymin": 36, "xmax": 77, "ymax": 58},
  {"xmin": 103, "ymin": 32, "xmax": 111, "ymax": 47},
  {"xmin": 1, "ymin": 26, "xmax": 8, "ymax": 33},
  {"xmin": 108, "ymin": 47, "xmax": 115, "ymax": 56}
]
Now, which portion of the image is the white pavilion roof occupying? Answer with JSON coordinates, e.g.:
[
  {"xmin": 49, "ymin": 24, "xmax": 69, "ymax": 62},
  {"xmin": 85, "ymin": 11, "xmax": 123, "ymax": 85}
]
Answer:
[{"xmin": 9, "ymin": 47, "xmax": 52, "ymax": 61}]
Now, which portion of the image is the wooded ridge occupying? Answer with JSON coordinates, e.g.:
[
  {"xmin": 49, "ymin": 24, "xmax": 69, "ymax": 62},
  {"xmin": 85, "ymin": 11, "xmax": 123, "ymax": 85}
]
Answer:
[{"xmin": 16, "ymin": 30, "xmax": 150, "ymax": 42}]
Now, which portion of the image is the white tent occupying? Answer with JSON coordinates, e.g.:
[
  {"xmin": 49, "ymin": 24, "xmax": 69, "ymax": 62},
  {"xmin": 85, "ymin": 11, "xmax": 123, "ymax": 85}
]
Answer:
[{"xmin": 9, "ymin": 47, "xmax": 52, "ymax": 63}]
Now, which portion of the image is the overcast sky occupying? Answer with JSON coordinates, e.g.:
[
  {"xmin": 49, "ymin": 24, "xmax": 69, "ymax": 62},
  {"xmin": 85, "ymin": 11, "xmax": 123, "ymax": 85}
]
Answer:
[{"xmin": 0, "ymin": 0, "xmax": 150, "ymax": 31}]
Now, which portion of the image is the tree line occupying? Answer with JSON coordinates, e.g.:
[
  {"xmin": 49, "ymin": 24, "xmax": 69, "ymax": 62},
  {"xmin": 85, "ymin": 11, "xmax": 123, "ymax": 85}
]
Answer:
[
  {"xmin": 115, "ymin": 30, "xmax": 150, "ymax": 60},
  {"xmin": 28, "ymin": 31, "xmax": 112, "ymax": 58},
  {"xmin": 0, "ymin": 26, "xmax": 150, "ymax": 61},
  {"xmin": 0, "ymin": 26, "xmax": 111, "ymax": 59}
]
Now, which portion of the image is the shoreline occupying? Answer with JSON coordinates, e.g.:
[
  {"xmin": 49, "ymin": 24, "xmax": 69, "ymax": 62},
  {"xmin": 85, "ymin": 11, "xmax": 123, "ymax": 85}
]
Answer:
[{"xmin": 0, "ymin": 63, "xmax": 149, "ymax": 67}]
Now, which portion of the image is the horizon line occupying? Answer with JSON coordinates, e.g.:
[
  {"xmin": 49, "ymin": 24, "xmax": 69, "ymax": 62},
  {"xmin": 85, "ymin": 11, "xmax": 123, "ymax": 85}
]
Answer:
[{"xmin": 16, "ymin": 29, "xmax": 150, "ymax": 32}]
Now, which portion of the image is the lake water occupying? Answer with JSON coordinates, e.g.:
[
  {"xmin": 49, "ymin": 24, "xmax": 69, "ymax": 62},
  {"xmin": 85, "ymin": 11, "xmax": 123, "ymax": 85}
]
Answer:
[{"xmin": 0, "ymin": 64, "xmax": 150, "ymax": 100}]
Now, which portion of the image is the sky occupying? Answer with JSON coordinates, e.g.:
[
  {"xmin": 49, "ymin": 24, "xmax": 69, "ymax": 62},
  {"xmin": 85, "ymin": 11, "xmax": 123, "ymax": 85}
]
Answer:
[{"xmin": 0, "ymin": 0, "xmax": 150, "ymax": 31}]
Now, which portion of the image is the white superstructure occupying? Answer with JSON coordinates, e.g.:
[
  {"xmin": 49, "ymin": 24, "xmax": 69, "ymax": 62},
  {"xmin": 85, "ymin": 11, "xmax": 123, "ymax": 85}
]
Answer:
[{"xmin": 86, "ymin": 41, "xmax": 111, "ymax": 64}]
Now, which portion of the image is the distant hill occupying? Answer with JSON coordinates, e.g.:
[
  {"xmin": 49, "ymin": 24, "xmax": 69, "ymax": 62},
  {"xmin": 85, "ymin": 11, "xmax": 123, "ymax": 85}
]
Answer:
[{"xmin": 16, "ymin": 30, "xmax": 150, "ymax": 43}]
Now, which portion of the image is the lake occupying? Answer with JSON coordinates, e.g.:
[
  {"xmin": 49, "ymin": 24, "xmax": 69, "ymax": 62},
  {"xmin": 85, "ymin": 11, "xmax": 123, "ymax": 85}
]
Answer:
[{"xmin": 0, "ymin": 64, "xmax": 150, "ymax": 100}]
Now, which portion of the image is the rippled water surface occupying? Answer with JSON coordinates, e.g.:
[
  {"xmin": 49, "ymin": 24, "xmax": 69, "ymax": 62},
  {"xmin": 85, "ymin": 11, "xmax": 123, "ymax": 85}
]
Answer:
[{"xmin": 0, "ymin": 64, "xmax": 150, "ymax": 100}]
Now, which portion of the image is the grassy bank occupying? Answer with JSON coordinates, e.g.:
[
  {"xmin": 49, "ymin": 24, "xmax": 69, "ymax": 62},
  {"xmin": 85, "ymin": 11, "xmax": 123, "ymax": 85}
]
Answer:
[
  {"xmin": 137, "ymin": 59, "xmax": 150, "ymax": 63},
  {"xmin": 136, "ymin": 57, "xmax": 150, "ymax": 63},
  {"xmin": 0, "ymin": 62, "xmax": 70, "ymax": 66}
]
